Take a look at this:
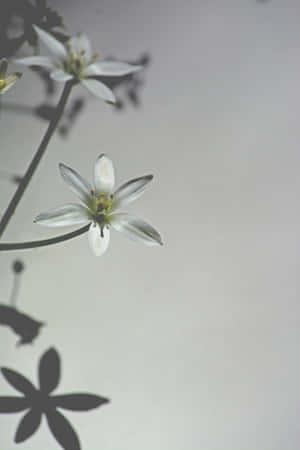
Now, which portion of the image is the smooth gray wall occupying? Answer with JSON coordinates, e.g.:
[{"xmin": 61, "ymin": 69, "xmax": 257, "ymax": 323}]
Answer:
[{"xmin": 1, "ymin": 1, "xmax": 300, "ymax": 449}]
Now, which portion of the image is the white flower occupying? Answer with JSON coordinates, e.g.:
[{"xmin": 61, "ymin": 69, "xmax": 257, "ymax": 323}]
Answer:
[
  {"xmin": 34, "ymin": 155, "xmax": 163, "ymax": 256},
  {"xmin": 14, "ymin": 26, "xmax": 142, "ymax": 104},
  {"xmin": 0, "ymin": 58, "xmax": 22, "ymax": 94}
]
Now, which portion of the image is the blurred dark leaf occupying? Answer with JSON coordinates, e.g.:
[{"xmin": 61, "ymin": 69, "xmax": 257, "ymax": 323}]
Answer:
[{"xmin": 0, "ymin": 304, "xmax": 44, "ymax": 345}]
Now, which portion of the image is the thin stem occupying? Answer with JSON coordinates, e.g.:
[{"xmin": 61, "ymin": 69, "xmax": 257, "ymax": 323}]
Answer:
[
  {"xmin": 10, "ymin": 273, "xmax": 21, "ymax": 308},
  {"xmin": 0, "ymin": 224, "xmax": 89, "ymax": 251},
  {"xmin": 0, "ymin": 80, "xmax": 74, "ymax": 238}
]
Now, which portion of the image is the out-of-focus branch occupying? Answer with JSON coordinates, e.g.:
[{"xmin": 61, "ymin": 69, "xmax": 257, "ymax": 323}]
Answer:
[{"xmin": 0, "ymin": 80, "xmax": 74, "ymax": 238}]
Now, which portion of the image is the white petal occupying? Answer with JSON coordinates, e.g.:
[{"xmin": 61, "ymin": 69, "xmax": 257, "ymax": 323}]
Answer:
[
  {"xmin": 113, "ymin": 175, "xmax": 153, "ymax": 209},
  {"xmin": 94, "ymin": 154, "xmax": 115, "ymax": 195},
  {"xmin": 59, "ymin": 163, "xmax": 92, "ymax": 206},
  {"xmin": 34, "ymin": 203, "xmax": 89, "ymax": 227},
  {"xmin": 50, "ymin": 69, "xmax": 73, "ymax": 81},
  {"xmin": 88, "ymin": 222, "xmax": 110, "ymax": 256},
  {"xmin": 13, "ymin": 56, "xmax": 55, "ymax": 68},
  {"xmin": 68, "ymin": 33, "xmax": 92, "ymax": 60},
  {"xmin": 84, "ymin": 61, "xmax": 142, "ymax": 76},
  {"xmin": 81, "ymin": 78, "xmax": 116, "ymax": 104},
  {"xmin": 82, "ymin": 63, "xmax": 103, "ymax": 77},
  {"xmin": 110, "ymin": 214, "xmax": 163, "ymax": 247},
  {"xmin": 33, "ymin": 25, "xmax": 68, "ymax": 61}
]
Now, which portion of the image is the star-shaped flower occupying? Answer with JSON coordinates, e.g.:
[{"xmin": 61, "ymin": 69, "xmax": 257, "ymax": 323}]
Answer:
[
  {"xmin": 0, "ymin": 348, "xmax": 109, "ymax": 450},
  {"xmin": 0, "ymin": 58, "xmax": 22, "ymax": 94},
  {"xmin": 14, "ymin": 26, "xmax": 142, "ymax": 103},
  {"xmin": 34, "ymin": 154, "xmax": 163, "ymax": 256}
]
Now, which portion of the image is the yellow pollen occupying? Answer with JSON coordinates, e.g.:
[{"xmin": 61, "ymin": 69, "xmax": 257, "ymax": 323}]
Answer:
[
  {"xmin": 95, "ymin": 192, "xmax": 114, "ymax": 216},
  {"xmin": 93, "ymin": 52, "xmax": 99, "ymax": 59},
  {"xmin": 0, "ymin": 79, "xmax": 4, "ymax": 86}
]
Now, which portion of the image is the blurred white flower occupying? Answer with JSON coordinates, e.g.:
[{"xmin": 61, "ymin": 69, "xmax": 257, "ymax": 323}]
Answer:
[
  {"xmin": 0, "ymin": 58, "xmax": 22, "ymax": 94},
  {"xmin": 14, "ymin": 26, "xmax": 142, "ymax": 104},
  {"xmin": 34, "ymin": 155, "xmax": 163, "ymax": 256}
]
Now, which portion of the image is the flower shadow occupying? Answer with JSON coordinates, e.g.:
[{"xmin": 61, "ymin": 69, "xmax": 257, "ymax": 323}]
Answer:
[{"xmin": 0, "ymin": 347, "xmax": 109, "ymax": 449}]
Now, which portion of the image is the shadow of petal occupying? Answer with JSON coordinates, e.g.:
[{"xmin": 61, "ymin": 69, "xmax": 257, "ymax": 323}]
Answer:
[{"xmin": 46, "ymin": 409, "xmax": 81, "ymax": 450}]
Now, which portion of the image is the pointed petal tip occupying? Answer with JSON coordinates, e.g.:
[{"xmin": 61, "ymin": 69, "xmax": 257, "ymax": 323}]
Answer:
[
  {"xmin": 110, "ymin": 214, "xmax": 163, "ymax": 247},
  {"xmin": 81, "ymin": 78, "xmax": 116, "ymax": 104},
  {"xmin": 132, "ymin": 64, "xmax": 143, "ymax": 72},
  {"xmin": 112, "ymin": 174, "xmax": 154, "ymax": 209},
  {"xmin": 98, "ymin": 395, "xmax": 110, "ymax": 404},
  {"xmin": 15, "ymin": 434, "xmax": 22, "ymax": 443},
  {"xmin": 1, "ymin": 367, "xmax": 12, "ymax": 377},
  {"xmin": 58, "ymin": 162, "xmax": 68, "ymax": 175},
  {"xmin": 32, "ymin": 25, "xmax": 67, "ymax": 61}
]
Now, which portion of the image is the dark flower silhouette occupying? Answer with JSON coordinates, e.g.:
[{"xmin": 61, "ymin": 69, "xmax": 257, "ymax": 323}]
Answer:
[{"xmin": 0, "ymin": 348, "xmax": 109, "ymax": 449}]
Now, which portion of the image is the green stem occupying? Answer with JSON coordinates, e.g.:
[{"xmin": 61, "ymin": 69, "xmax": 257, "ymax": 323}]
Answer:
[
  {"xmin": 0, "ymin": 224, "xmax": 89, "ymax": 251},
  {"xmin": 0, "ymin": 80, "xmax": 74, "ymax": 238}
]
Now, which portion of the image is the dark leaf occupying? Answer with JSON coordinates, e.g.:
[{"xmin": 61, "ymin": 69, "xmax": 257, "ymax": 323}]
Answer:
[
  {"xmin": 0, "ymin": 304, "xmax": 44, "ymax": 345},
  {"xmin": 53, "ymin": 393, "xmax": 109, "ymax": 411},
  {"xmin": 15, "ymin": 409, "xmax": 42, "ymax": 443},
  {"xmin": 39, "ymin": 348, "xmax": 60, "ymax": 394},
  {"xmin": 1, "ymin": 368, "xmax": 36, "ymax": 396},
  {"xmin": 0, "ymin": 396, "xmax": 29, "ymax": 413},
  {"xmin": 46, "ymin": 409, "xmax": 80, "ymax": 450}
]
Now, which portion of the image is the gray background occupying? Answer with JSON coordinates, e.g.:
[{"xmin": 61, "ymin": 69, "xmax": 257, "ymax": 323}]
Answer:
[{"xmin": 1, "ymin": 0, "xmax": 300, "ymax": 448}]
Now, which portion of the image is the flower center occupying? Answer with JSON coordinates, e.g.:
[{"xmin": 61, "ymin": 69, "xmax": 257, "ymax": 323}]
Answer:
[
  {"xmin": 65, "ymin": 55, "xmax": 85, "ymax": 79},
  {"xmin": 65, "ymin": 45, "xmax": 100, "ymax": 80},
  {"xmin": 0, "ymin": 79, "xmax": 4, "ymax": 86},
  {"xmin": 91, "ymin": 192, "xmax": 114, "ymax": 225}
]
